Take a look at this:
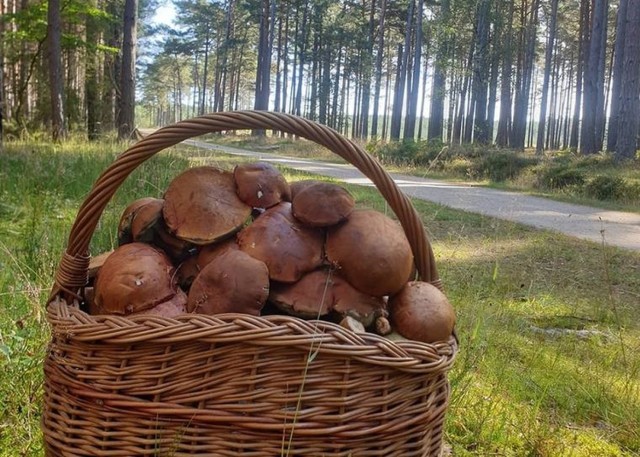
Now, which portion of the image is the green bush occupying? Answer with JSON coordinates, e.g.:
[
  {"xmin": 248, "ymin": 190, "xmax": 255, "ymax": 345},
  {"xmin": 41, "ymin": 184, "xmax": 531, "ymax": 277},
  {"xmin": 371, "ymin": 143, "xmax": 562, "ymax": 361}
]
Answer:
[
  {"xmin": 536, "ymin": 166, "xmax": 586, "ymax": 190},
  {"xmin": 471, "ymin": 152, "xmax": 538, "ymax": 182},
  {"xmin": 583, "ymin": 175, "xmax": 627, "ymax": 200}
]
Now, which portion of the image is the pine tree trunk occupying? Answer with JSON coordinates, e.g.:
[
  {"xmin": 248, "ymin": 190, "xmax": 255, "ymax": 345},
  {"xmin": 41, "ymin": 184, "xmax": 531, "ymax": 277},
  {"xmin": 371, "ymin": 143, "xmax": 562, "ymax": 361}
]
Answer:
[
  {"xmin": 428, "ymin": 0, "xmax": 450, "ymax": 142},
  {"xmin": 614, "ymin": 0, "xmax": 640, "ymax": 161},
  {"xmin": 606, "ymin": 0, "xmax": 627, "ymax": 151},
  {"xmin": 390, "ymin": 0, "xmax": 414, "ymax": 141},
  {"xmin": 471, "ymin": 0, "xmax": 491, "ymax": 144},
  {"xmin": 580, "ymin": 0, "xmax": 608, "ymax": 154},
  {"xmin": 495, "ymin": 0, "xmax": 514, "ymax": 146},
  {"xmin": 570, "ymin": 0, "xmax": 589, "ymax": 149},
  {"xmin": 371, "ymin": 0, "xmax": 387, "ymax": 138},
  {"xmin": 535, "ymin": 0, "xmax": 558, "ymax": 154},
  {"xmin": 404, "ymin": 0, "xmax": 423, "ymax": 141},
  {"xmin": 86, "ymin": 0, "xmax": 100, "ymax": 140},
  {"xmin": 47, "ymin": 0, "xmax": 65, "ymax": 141},
  {"xmin": 117, "ymin": 0, "xmax": 137, "ymax": 139}
]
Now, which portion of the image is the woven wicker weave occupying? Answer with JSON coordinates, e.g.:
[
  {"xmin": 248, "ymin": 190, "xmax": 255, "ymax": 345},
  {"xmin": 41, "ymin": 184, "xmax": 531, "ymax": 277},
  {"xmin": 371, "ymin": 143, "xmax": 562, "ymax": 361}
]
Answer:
[{"xmin": 43, "ymin": 111, "xmax": 457, "ymax": 456}]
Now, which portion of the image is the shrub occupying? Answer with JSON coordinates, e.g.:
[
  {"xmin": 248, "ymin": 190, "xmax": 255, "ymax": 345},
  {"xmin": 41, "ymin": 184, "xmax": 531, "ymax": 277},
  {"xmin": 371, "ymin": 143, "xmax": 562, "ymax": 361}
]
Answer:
[
  {"xmin": 536, "ymin": 166, "xmax": 586, "ymax": 190},
  {"xmin": 583, "ymin": 176, "xmax": 627, "ymax": 200},
  {"xmin": 471, "ymin": 152, "xmax": 538, "ymax": 182}
]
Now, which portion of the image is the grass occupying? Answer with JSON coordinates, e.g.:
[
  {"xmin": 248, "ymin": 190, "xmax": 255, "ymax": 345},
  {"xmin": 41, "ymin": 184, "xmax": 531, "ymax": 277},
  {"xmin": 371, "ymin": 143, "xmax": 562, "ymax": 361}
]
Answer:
[{"xmin": 1, "ymin": 139, "xmax": 639, "ymax": 456}]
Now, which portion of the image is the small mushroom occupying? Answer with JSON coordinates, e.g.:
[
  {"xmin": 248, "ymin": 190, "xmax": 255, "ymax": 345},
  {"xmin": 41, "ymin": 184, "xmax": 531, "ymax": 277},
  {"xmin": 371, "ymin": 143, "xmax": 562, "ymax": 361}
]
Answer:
[
  {"xmin": 291, "ymin": 182, "xmax": 355, "ymax": 227},
  {"xmin": 117, "ymin": 197, "xmax": 160, "ymax": 244},
  {"xmin": 187, "ymin": 249, "xmax": 269, "ymax": 316},
  {"xmin": 326, "ymin": 210, "xmax": 414, "ymax": 297},
  {"xmin": 93, "ymin": 243, "xmax": 184, "ymax": 316},
  {"xmin": 130, "ymin": 198, "xmax": 164, "ymax": 243},
  {"xmin": 234, "ymin": 161, "xmax": 291, "ymax": 208},
  {"xmin": 163, "ymin": 166, "xmax": 252, "ymax": 244},
  {"xmin": 237, "ymin": 202, "xmax": 324, "ymax": 283},
  {"xmin": 388, "ymin": 281, "xmax": 455, "ymax": 343},
  {"xmin": 269, "ymin": 269, "xmax": 385, "ymax": 325}
]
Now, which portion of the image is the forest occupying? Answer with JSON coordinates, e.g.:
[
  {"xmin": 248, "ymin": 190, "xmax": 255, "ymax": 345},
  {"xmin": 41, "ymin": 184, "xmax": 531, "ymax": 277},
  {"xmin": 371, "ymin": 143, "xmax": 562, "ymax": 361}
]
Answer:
[{"xmin": 0, "ymin": 0, "xmax": 639, "ymax": 161}]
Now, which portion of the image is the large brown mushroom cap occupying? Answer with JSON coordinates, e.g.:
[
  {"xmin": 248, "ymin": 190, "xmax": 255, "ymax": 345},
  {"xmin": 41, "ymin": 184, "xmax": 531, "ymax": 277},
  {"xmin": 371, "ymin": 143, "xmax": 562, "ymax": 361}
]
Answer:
[
  {"xmin": 234, "ymin": 161, "xmax": 291, "ymax": 208},
  {"xmin": 289, "ymin": 180, "xmax": 323, "ymax": 200},
  {"xmin": 389, "ymin": 281, "xmax": 455, "ymax": 343},
  {"xmin": 163, "ymin": 166, "xmax": 252, "ymax": 244},
  {"xmin": 291, "ymin": 182, "xmax": 355, "ymax": 227},
  {"xmin": 94, "ymin": 243, "xmax": 181, "ymax": 315},
  {"xmin": 187, "ymin": 249, "xmax": 269, "ymax": 316},
  {"xmin": 237, "ymin": 202, "xmax": 324, "ymax": 283},
  {"xmin": 326, "ymin": 210, "xmax": 414, "ymax": 297}
]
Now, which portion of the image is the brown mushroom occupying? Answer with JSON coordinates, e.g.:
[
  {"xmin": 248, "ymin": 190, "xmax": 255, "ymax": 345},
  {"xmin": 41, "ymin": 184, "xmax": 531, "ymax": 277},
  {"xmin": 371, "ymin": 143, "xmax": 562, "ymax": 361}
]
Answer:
[
  {"xmin": 187, "ymin": 249, "xmax": 269, "ymax": 316},
  {"xmin": 269, "ymin": 270, "xmax": 335, "ymax": 319},
  {"xmin": 117, "ymin": 197, "xmax": 159, "ymax": 244},
  {"xmin": 388, "ymin": 281, "xmax": 455, "ymax": 343},
  {"xmin": 163, "ymin": 166, "xmax": 252, "ymax": 244},
  {"xmin": 269, "ymin": 269, "xmax": 385, "ymax": 325},
  {"xmin": 331, "ymin": 276, "xmax": 386, "ymax": 327},
  {"xmin": 132, "ymin": 289, "xmax": 188, "ymax": 318},
  {"xmin": 291, "ymin": 182, "xmax": 355, "ymax": 227},
  {"xmin": 289, "ymin": 180, "xmax": 323, "ymax": 200},
  {"xmin": 237, "ymin": 202, "xmax": 324, "ymax": 283},
  {"xmin": 93, "ymin": 243, "xmax": 183, "ymax": 315},
  {"xmin": 234, "ymin": 161, "xmax": 291, "ymax": 208},
  {"xmin": 196, "ymin": 237, "xmax": 240, "ymax": 270},
  {"xmin": 326, "ymin": 210, "xmax": 413, "ymax": 297},
  {"xmin": 129, "ymin": 197, "xmax": 164, "ymax": 243}
]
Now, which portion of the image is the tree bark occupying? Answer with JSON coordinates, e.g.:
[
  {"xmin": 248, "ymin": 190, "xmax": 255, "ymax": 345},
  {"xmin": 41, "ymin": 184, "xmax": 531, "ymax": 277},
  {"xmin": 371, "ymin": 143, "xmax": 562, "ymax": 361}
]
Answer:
[
  {"xmin": 390, "ymin": 0, "xmax": 414, "ymax": 141},
  {"xmin": 614, "ymin": 0, "xmax": 640, "ymax": 161},
  {"xmin": 371, "ymin": 0, "xmax": 387, "ymax": 138},
  {"xmin": 570, "ymin": 0, "xmax": 589, "ymax": 150},
  {"xmin": 428, "ymin": 0, "xmax": 450, "ymax": 142},
  {"xmin": 404, "ymin": 0, "xmax": 423, "ymax": 141},
  {"xmin": 535, "ymin": 0, "xmax": 558, "ymax": 154},
  {"xmin": 580, "ymin": 0, "xmax": 608, "ymax": 155},
  {"xmin": 495, "ymin": 0, "xmax": 514, "ymax": 146},
  {"xmin": 606, "ymin": 0, "xmax": 627, "ymax": 151},
  {"xmin": 47, "ymin": 0, "xmax": 66, "ymax": 141},
  {"xmin": 117, "ymin": 0, "xmax": 137, "ymax": 139},
  {"xmin": 471, "ymin": 0, "xmax": 491, "ymax": 144}
]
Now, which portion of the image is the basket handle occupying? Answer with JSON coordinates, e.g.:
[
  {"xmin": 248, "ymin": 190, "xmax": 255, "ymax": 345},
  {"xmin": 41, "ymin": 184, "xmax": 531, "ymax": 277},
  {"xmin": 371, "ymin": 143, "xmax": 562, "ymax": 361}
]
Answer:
[{"xmin": 51, "ymin": 111, "xmax": 440, "ymax": 301}]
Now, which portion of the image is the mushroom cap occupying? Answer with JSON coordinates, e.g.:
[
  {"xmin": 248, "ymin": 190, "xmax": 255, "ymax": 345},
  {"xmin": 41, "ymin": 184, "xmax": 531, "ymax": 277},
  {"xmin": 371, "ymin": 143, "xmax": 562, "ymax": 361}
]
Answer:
[
  {"xmin": 237, "ymin": 202, "xmax": 324, "ymax": 283},
  {"xmin": 234, "ymin": 161, "xmax": 291, "ymax": 208},
  {"xmin": 289, "ymin": 180, "xmax": 323, "ymax": 200},
  {"xmin": 94, "ymin": 243, "xmax": 181, "ymax": 315},
  {"xmin": 326, "ymin": 210, "xmax": 414, "ymax": 297},
  {"xmin": 187, "ymin": 249, "xmax": 269, "ymax": 316},
  {"xmin": 130, "ymin": 198, "xmax": 164, "ymax": 243},
  {"xmin": 291, "ymin": 182, "xmax": 355, "ymax": 227},
  {"xmin": 132, "ymin": 289, "xmax": 188, "ymax": 318},
  {"xmin": 389, "ymin": 281, "xmax": 455, "ymax": 343},
  {"xmin": 269, "ymin": 270, "xmax": 335, "ymax": 319},
  {"xmin": 196, "ymin": 237, "xmax": 240, "ymax": 270},
  {"xmin": 163, "ymin": 166, "xmax": 252, "ymax": 245},
  {"xmin": 118, "ymin": 197, "xmax": 160, "ymax": 244},
  {"xmin": 269, "ymin": 269, "xmax": 384, "ymax": 324},
  {"xmin": 331, "ymin": 277, "xmax": 386, "ymax": 327}
]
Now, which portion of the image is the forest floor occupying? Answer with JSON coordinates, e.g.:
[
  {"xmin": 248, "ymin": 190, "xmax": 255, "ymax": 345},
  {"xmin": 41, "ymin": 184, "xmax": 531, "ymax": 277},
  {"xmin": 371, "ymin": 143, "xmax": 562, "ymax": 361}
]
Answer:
[{"xmin": 137, "ymin": 130, "xmax": 640, "ymax": 252}]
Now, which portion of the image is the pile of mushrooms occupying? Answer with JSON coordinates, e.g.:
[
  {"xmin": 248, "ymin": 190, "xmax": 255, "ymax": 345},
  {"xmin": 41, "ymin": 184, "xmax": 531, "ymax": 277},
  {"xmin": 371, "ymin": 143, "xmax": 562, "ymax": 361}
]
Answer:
[{"xmin": 84, "ymin": 162, "xmax": 455, "ymax": 343}]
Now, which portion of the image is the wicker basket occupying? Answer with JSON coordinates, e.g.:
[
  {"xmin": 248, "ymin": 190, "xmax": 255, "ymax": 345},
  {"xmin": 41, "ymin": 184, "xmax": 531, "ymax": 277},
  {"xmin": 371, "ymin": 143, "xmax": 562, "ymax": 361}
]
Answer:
[{"xmin": 43, "ymin": 111, "xmax": 458, "ymax": 456}]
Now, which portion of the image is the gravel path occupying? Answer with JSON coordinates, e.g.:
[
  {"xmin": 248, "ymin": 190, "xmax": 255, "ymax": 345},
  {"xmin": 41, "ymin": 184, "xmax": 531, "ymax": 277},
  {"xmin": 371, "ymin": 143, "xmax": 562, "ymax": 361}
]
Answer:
[{"xmin": 170, "ymin": 137, "xmax": 640, "ymax": 252}]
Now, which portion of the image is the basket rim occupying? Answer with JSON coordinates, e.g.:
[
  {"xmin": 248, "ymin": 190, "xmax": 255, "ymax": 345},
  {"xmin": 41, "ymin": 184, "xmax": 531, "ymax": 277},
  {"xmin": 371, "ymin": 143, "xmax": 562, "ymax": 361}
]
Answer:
[{"xmin": 47, "ymin": 298, "xmax": 457, "ymax": 374}]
